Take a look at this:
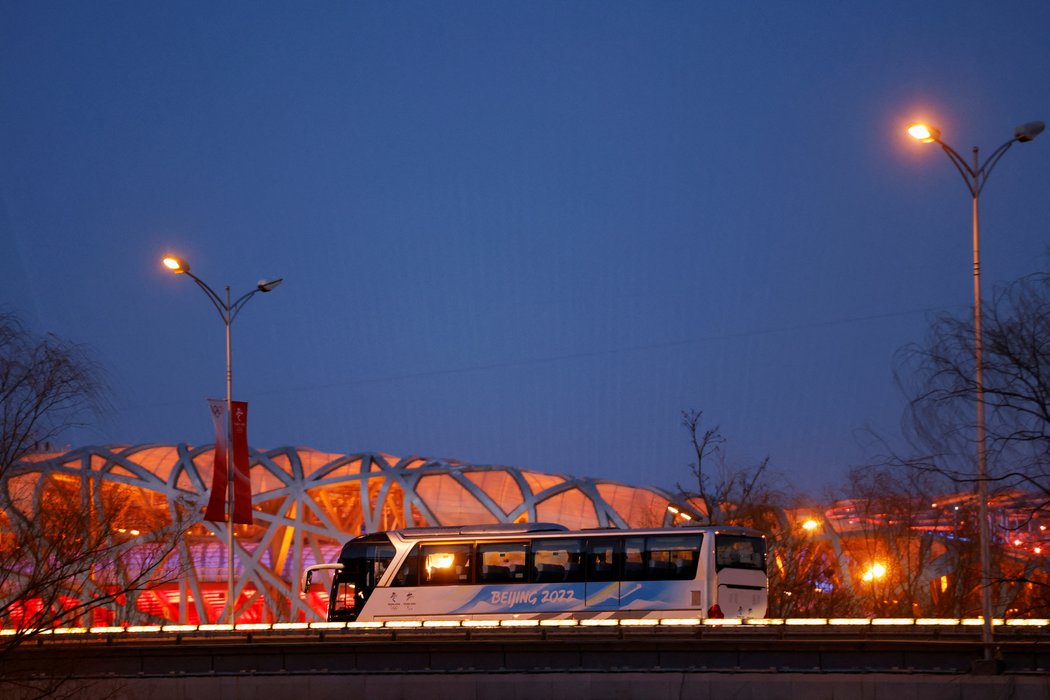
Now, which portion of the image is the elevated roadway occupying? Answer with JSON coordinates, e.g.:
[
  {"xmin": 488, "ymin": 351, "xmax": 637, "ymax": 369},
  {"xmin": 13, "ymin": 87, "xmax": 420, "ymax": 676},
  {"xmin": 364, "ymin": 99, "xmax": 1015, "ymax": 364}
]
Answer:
[{"xmin": 4, "ymin": 621, "xmax": 1050, "ymax": 699}]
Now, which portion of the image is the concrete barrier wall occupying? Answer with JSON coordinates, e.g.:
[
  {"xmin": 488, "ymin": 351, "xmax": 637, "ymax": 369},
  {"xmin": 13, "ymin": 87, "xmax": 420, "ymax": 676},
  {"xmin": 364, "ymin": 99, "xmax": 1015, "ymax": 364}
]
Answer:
[{"xmin": 6, "ymin": 672, "xmax": 1049, "ymax": 700}]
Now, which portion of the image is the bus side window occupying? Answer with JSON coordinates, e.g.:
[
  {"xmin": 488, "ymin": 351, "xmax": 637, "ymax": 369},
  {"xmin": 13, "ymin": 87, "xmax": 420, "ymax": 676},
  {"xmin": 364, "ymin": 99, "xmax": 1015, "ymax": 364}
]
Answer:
[
  {"xmin": 477, "ymin": 542, "xmax": 527, "ymax": 583},
  {"xmin": 645, "ymin": 534, "xmax": 702, "ymax": 580},
  {"xmin": 532, "ymin": 538, "xmax": 584, "ymax": 583},
  {"xmin": 366, "ymin": 543, "xmax": 395, "ymax": 590},
  {"xmin": 390, "ymin": 547, "xmax": 419, "ymax": 587},
  {"xmin": 420, "ymin": 543, "xmax": 473, "ymax": 585},
  {"xmin": 586, "ymin": 538, "xmax": 620, "ymax": 582},
  {"xmin": 455, "ymin": 550, "xmax": 471, "ymax": 581},
  {"xmin": 622, "ymin": 537, "xmax": 645, "ymax": 581}
]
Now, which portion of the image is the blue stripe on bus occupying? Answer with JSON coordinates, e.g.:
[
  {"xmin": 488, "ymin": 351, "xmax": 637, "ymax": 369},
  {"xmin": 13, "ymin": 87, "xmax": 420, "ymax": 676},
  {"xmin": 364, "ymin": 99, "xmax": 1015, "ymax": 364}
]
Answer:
[{"xmin": 448, "ymin": 581, "xmax": 693, "ymax": 615}]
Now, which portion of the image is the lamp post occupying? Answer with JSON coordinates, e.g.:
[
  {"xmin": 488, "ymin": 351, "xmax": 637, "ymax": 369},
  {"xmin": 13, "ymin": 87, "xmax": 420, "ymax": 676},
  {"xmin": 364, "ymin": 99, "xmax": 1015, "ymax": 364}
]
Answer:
[
  {"xmin": 907, "ymin": 119, "xmax": 1044, "ymax": 659},
  {"xmin": 162, "ymin": 255, "xmax": 283, "ymax": 625}
]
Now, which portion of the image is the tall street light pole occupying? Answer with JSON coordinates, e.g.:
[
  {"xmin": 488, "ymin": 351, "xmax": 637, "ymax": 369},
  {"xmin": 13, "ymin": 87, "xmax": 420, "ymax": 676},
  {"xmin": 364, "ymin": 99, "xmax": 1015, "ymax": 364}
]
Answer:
[
  {"xmin": 162, "ymin": 255, "xmax": 283, "ymax": 625},
  {"xmin": 907, "ymin": 119, "xmax": 1044, "ymax": 659}
]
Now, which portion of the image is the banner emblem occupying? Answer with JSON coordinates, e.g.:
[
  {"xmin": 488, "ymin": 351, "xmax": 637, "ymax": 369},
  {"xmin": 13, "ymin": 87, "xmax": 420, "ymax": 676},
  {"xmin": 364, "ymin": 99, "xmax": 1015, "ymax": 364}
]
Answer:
[{"xmin": 204, "ymin": 399, "xmax": 253, "ymax": 525}]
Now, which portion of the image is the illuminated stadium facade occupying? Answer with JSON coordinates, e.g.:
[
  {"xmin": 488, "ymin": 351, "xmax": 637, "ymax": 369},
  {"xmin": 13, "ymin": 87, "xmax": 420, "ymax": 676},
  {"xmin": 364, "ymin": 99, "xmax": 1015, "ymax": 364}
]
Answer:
[
  {"xmin": 10, "ymin": 444, "xmax": 1047, "ymax": 625},
  {"xmin": 1, "ymin": 444, "xmax": 702, "ymax": 626}
]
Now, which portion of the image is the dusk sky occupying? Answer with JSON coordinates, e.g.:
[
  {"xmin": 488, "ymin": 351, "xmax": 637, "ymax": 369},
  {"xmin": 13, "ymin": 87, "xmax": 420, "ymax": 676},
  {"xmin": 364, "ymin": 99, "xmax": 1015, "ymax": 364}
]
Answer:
[{"xmin": 2, "ymin": 1, "xmax": 1049, "ymax": 498}]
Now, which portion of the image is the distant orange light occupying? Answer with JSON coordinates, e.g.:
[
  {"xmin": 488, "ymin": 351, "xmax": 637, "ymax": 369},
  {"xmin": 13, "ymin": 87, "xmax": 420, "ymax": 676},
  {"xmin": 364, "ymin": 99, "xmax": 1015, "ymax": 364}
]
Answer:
[
  {"xmin": 907, "ymin": 123, "xmax": 940, "ymax": 143},
  {"xmin": 802, "ymin": 519, "xmax": 819, "ymax": 531},
  {"xmin": 861, "ymin": 563, "xmax": 887, "ymax": 582},
  {"xmin": 1014, "ymin": 539, "xmax": 1023, "ymax": 546},
  {"xmin": 1035, "ymin": 547, "xmax": 1042, "ymax": 555}
]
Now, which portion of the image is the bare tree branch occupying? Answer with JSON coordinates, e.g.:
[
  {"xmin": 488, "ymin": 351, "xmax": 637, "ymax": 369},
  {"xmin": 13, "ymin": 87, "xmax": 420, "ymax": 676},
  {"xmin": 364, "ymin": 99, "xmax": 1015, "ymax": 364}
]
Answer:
[{"xmin": 0, "ymin": 313, "xmax": 192, "ymax": 682}]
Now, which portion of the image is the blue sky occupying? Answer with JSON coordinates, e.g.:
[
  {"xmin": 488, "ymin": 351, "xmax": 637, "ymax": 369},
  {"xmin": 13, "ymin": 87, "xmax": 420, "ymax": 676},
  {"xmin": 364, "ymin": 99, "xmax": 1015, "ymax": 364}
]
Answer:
[{"xmin": 2, "ymin": 1, "xmax": 1049, "ymax": 498}]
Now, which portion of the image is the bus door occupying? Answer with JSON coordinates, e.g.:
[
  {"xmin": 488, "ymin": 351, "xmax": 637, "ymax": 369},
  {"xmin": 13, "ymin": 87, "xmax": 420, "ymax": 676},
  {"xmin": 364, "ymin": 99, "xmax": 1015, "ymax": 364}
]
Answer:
[
  {"xmin": 330, "ymin": 535, "xmax": 395, "ymax": 621},
  {"xmin": 714, "ymin": 534, "xmax": 767, "ymax": 618},
  {"xmin": 584, "ymin": 538, "xmax": 620, "ymax": 609}
]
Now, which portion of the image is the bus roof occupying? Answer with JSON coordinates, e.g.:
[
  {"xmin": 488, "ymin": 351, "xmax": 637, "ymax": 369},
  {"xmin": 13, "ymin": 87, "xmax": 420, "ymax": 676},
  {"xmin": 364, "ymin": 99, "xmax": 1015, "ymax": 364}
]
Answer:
[
  {"xmin": 396, "ymin": 523, "xmax": 568, "ymax": 539},
  {"xmin": 371, "ymin": 523, "xmax": 764, "ymax": 544}
]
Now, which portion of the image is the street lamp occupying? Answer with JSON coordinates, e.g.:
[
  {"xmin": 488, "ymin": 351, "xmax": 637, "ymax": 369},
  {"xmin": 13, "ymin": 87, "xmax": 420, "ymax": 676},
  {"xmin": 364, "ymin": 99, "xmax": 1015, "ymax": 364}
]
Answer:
[
  {"xmin": 860, "ymin": 562, "xmax": 887, "ymax": 583},
  {"xmin": 162, "ymin": 254, "xmax": 283, "ymax": 625},
  {"xmin": 907, "ymin": 118, "xmax": 1044, "ymax": 658}
]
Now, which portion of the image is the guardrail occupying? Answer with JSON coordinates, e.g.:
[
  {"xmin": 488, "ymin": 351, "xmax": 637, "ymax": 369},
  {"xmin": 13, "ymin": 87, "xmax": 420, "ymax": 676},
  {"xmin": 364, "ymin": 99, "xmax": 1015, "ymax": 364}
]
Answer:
[{"xmin": 6, "ymin": 617, "xmax": 1050, "ymax": 637}]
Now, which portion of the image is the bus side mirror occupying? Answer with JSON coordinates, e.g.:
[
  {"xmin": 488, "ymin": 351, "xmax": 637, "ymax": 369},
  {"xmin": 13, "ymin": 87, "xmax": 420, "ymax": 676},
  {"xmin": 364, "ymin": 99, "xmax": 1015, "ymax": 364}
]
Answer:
[{"xmin": 301, "ymin": 563, "xmax": 345, "ymax": 595}]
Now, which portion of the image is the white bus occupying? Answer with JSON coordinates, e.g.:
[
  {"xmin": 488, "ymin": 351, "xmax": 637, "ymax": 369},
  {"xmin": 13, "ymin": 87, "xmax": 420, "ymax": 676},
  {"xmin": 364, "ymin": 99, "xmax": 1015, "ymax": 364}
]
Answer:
[{"xmin": 302, "ymin": 523, "xmax": 767, "ymax": 622}]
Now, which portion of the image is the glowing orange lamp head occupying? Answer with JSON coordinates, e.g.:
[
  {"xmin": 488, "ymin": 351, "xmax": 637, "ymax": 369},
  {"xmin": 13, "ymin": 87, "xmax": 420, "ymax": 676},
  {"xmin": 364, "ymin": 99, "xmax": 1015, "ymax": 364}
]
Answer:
[
  {"xmin": 162, "ymin": 255, "xmax": 189, "ymax": 273},
  {"xmin": 907, "ymin": 123, "xmax": 940, "ymax": 143}
]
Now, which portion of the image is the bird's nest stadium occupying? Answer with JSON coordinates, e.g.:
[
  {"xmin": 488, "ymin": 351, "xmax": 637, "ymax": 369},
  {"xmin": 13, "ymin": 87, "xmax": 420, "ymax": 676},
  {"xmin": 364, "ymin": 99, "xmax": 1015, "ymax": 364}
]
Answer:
[{"xmin": 0, "ymin": 444, "xmax": 702, "ymax": 626}]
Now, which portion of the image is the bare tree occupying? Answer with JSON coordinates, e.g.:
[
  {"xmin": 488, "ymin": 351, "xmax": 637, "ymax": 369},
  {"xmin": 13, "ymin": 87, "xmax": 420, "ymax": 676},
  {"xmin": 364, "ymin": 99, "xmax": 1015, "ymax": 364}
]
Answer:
[
  {"xmin": 0, "ymin": 313, "xmax": 104, "ymax": 473},
  {"xmin": 894, "ymin": 270, "xmax": 1050, "ymax": 614},
  {"xmin": 834, "ymin": 465, "xmax": 972, "ymax": 617},
  {"xmin": 678, "ymin": 409, "xmax": 773, "ymax": 526},
  {"xmin": 0, "ymin": 472, "xmax": 190, "ymax": 652},
  {"xmin": 677, "ymin": 410, "xmax": 858, "ymax": 615},
  {"xmin": 898, "ymin": 271, "xmax": 1050, "ymax": 499},
  {"xmin": 0, "ymin": 313, "xmax": 191, "ymax": 684},
  {"xmin": 764, "ymin": 508, "xmax": 857, "ymax": 618}
]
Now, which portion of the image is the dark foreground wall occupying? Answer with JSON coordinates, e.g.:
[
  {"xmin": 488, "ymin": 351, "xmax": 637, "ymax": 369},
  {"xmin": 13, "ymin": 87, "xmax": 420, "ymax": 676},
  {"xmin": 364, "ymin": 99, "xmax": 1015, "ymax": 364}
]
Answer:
[
  {"xmin": 5, "ymin": 672, "xmax": 1050, "ymax": 700},
  {"xmin": 5, "ymin": 626, "xmax": 1050, "ymax": 699}
]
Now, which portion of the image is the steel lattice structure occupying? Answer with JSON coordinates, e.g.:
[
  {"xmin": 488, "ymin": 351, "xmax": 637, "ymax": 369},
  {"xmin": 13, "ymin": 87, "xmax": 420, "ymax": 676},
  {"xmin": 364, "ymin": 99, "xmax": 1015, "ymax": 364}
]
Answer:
[{"xmin": 1, "ymin": 444, "xmax": 696, "ymax": 625}]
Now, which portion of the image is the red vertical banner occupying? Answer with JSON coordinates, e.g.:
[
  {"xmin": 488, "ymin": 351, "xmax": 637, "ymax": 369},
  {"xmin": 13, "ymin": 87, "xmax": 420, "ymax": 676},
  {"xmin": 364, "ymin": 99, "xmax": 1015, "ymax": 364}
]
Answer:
[
  {"xmin": 230, "ymin": 400, "xmax": 253, "ymax": 524},
  {"xmin": 204, "ymin": 399, "xmax": 228, "ymax": 522}
]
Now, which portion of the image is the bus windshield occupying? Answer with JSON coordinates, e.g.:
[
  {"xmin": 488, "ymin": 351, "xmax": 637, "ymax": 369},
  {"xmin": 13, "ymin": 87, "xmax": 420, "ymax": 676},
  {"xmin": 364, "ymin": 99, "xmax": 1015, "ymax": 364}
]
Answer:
[{"xmin": 330, "ymin": 534, "xmax": 395, "ymax": 621}]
